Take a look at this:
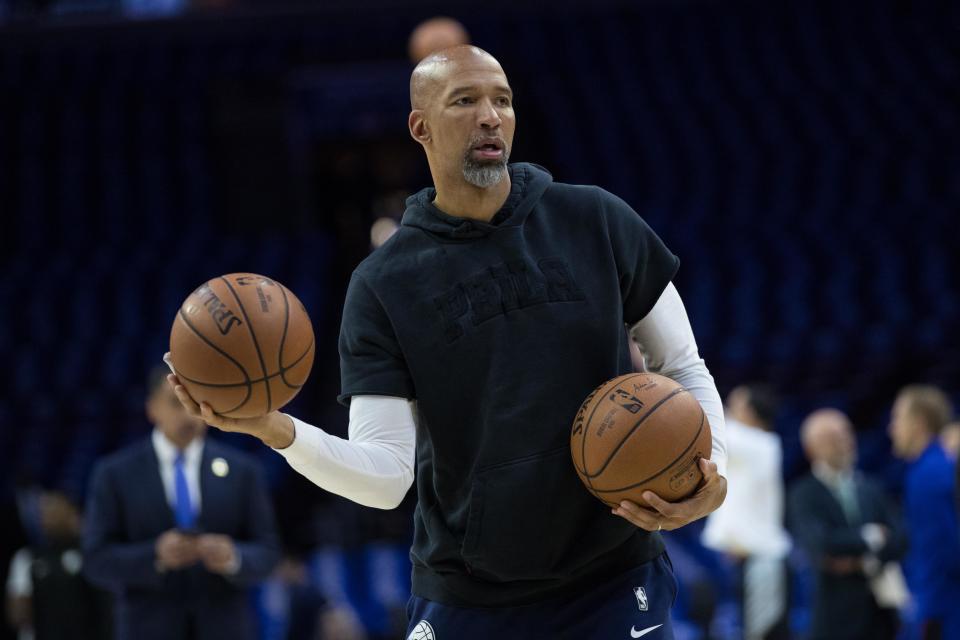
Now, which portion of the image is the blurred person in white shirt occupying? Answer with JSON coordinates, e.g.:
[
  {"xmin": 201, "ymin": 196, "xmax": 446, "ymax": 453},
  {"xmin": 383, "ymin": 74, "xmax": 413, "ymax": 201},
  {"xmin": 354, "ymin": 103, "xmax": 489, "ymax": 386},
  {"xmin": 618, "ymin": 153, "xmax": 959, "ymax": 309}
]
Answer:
[{"xmin": 703, "ymin": 385, "xmax": 791, "ymax": 640}]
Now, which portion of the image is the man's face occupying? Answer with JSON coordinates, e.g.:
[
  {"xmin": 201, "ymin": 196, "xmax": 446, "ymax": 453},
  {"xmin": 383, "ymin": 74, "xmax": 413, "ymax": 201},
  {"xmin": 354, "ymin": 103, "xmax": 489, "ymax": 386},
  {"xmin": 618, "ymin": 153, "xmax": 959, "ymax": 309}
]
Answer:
[
  {"xmin": 806, "ymin": 414, "xmax": 856, "ymax": 471},
  {"xmin": 147, "ymin": 384, "xmax": 206, "ymax": 447},
  {"xmin": 422, "ymin": 56, "xmax": 515, "ymax": 187},
  {"xmin": 889, "ymin": 395, "xmax": 922, "ymax": 459},
  {"xmin": 824, "ymin": 420, "xmax": 856, "ymax": 471}
]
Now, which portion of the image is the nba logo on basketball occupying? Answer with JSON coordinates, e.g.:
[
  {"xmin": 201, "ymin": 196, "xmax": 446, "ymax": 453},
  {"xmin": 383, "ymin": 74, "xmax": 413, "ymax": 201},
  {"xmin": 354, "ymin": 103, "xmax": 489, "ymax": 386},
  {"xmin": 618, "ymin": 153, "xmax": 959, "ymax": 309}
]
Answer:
[
  {"xmin": 633, "ymin": 587, "xmax": 649, "ymax": 611},
  {"xmin": 609, "ymin": 388, "xmax": 645, "ymax": 414}
]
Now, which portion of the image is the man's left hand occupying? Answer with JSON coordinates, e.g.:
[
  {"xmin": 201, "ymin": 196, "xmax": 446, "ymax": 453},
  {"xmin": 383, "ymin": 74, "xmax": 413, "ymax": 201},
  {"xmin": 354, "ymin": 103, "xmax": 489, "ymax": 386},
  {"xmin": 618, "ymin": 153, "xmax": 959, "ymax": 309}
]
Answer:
[{"xmin": 613, "ymin": 458, "xmax": 726, "ymax": 532}]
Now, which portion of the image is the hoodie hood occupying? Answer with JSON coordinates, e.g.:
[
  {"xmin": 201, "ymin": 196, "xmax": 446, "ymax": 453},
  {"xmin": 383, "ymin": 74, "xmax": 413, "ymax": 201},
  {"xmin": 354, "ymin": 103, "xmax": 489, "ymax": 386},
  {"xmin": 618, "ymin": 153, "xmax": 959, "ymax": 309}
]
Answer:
[{"xmin": 401, "ymin": 163, "xmax": 553, "ymax": 240}]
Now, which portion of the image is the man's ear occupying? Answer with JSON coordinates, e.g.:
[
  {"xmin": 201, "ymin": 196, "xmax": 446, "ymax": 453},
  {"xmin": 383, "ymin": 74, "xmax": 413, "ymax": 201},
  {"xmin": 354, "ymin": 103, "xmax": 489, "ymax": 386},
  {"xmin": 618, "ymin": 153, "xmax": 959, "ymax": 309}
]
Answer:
[{"xmin": 409, "ymin": 110, "xmax": 430, "ymax": 145}]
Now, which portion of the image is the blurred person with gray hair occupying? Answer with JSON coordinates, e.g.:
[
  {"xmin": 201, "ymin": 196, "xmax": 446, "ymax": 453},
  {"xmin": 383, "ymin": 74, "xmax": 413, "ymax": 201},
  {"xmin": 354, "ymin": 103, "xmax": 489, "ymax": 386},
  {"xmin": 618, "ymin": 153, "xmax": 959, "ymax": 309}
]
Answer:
[
  {"xmin": 788, "ymin": 409, "xmax": 906, "ymax": 640},
  {"xmin": 890, "ymin": 385, "xmax": 960, "ymax": 640}
]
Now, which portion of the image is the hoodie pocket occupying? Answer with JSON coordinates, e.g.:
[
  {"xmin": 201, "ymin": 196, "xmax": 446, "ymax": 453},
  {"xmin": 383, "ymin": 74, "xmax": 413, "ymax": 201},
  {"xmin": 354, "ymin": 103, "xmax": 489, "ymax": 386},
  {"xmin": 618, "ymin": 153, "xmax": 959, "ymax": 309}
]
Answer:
[{"xmin": 460, "ymin": 445, "xmax": 613, "ymax": 582}]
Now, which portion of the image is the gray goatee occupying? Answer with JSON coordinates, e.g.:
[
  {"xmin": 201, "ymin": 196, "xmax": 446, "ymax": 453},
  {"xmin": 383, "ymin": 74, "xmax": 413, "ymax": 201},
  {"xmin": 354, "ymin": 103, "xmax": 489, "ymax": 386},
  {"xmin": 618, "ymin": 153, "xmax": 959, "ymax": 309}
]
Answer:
[{"xmin": 462, "ymin": 143, "xmax": 510, "ymax": 188}]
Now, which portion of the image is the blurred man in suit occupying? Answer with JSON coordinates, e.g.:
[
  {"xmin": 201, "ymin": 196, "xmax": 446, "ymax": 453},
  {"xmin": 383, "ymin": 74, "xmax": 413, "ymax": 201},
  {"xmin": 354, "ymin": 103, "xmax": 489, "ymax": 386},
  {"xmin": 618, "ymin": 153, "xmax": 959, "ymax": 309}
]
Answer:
[
  {"xmin": 82, "ymin": 368, "xmax": 281, "ymax": 640},
  {"xmin": 789, "ymin": 409, "xmax": 906, "ymax": 640},
  {"xmin": 890, "ymin": 385, "xmax": 960, "ymax": 640}
]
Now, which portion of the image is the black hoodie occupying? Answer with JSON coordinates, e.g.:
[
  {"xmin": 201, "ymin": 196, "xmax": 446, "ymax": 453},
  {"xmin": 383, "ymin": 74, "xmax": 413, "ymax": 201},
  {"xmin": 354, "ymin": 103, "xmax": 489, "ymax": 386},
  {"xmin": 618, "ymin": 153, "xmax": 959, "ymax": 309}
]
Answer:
[{"xmin": 338, "ymin": 163, "xmax": 679, "ymax": 606}]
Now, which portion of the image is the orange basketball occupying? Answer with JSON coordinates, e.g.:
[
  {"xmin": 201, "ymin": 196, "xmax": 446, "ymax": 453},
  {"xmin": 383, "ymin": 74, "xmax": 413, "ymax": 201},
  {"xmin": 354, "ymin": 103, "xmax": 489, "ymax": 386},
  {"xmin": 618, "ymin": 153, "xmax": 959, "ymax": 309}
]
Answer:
[
  {"xmin": 571, "ymin": 373, "xmax": 711, "ymax": 508},
  {"xmin": 169, "ymin": 273, "xmax": 314, "ymax": 418}
]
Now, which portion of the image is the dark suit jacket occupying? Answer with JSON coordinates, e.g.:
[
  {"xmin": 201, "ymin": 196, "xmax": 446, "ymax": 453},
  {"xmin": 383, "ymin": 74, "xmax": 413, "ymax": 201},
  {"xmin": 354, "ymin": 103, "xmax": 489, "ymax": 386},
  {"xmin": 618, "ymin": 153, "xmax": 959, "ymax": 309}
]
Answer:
[
  {"xmin": 82, "ymin": 437, "xmax": 281, "ymax": 640},
  {"xmin": 788, "ymin": 472, "xmax": 906, "ymax": 640}
]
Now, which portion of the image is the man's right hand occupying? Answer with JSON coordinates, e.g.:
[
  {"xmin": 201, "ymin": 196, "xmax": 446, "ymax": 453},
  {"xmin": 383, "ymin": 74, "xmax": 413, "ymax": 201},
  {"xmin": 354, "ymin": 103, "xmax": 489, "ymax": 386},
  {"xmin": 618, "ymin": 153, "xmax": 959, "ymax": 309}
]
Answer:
[
  {"xmin": 165, "ymin": 362, "xmax": 295, "ymax": 449},
  {"xmin": 155, "ymin": 530, "xmax": 199, "ymax": 571}
]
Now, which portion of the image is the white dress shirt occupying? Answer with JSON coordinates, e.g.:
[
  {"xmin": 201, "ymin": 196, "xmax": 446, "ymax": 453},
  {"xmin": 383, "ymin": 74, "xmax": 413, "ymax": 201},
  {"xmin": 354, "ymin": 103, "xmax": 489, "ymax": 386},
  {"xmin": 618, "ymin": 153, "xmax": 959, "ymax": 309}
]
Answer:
[{"xmin": 151, "ymin": 429, "xmax": 204, "ymax": 517}]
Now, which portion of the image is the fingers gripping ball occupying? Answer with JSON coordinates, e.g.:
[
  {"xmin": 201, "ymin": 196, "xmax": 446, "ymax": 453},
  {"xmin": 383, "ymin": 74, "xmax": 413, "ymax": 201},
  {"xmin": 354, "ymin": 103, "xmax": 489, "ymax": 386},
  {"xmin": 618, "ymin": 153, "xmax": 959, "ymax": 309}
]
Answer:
[
  {"xmin": 571, "ymin": 373, "xmax": 712, "ymax": 508},
  {"xmin": 169, "ymin": 273, "xmax": 315, "ymax": 418}
]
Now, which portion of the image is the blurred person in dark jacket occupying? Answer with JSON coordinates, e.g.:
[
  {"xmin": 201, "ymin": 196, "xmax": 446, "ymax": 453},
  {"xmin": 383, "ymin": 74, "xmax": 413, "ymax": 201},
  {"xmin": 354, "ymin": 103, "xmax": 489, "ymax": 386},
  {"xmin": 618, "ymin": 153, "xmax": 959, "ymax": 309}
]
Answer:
[
  {"xmin": 82, "ymin": 368, "xmax": 281, "ymax": 640},
  {"xmin": 5, "ymin": 490, "xmax": 111, "ymax": 640},
  {"xmin": 789, "ymin": 409, "xmax": 906, "ymax": 640}
]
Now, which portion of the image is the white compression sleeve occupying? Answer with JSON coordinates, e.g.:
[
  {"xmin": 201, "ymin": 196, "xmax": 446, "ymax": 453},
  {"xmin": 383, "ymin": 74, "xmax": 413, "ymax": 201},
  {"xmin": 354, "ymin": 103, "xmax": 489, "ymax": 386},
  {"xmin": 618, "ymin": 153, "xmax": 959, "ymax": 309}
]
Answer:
[
  {"xmin": 630, "ymin": 282, "xmax": 728, "ymax": 477},
  {"xmin": 275, "ymin": 395, "xmax": 416, "ymax": 510}
]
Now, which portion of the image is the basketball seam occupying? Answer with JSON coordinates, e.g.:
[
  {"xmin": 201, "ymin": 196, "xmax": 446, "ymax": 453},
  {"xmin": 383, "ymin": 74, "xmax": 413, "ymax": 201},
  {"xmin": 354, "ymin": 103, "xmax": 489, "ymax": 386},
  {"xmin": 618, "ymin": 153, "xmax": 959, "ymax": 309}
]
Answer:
[
  {"xmin": 276, "ymin": 284, "xmax": 302, "ymax": 390},
  {"xmin": 580, "ymin": 373, "xmax": 646, "ymax": 495},
  {"xmin": 221, "ymin": 276, "xmax": 273, "ymax": 413},
  {"xmin": 571, "ymin": 385, "xmax": 602, "ymax": 476},
  {"xmin": 591, "ymin": 407, "xmax": 707, "ymax": 493},
  {"xmin": 175, "ymin": 338, "xmax": 314, "ymax": 388},
  {"xmin": 176, "ymin": 309, "xmax": 253, "ymax": 415},
  {"xmin": 579, "ymin": 378, "xmax": 623, "ymax": 494},
  {"xmin": 580, "ymin": 382, "xmax": 611, "ymax": 495},
  {"xmin": 584, "ymin": 387, "xmax": 689, "ymax": 478}
]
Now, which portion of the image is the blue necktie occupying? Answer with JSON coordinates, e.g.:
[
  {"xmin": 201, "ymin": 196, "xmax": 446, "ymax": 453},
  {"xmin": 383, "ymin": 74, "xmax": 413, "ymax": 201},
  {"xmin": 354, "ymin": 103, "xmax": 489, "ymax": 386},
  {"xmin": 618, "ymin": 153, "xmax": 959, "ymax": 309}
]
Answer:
[{"xmin": 173, "ymin": 452, "xmax": 195, "ymax": 529}]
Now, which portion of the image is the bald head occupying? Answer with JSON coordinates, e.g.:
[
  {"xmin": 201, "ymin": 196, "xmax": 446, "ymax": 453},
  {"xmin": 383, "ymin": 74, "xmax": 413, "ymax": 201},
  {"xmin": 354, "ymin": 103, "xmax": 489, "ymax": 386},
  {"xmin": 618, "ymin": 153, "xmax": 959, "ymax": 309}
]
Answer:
[
  {"xmin": 801, "ymin": 408, "xmax": 856, "ymax": 471},
  {"xmin": 410, "ymin": 45, "xmax": 503, "ymax": 110}
]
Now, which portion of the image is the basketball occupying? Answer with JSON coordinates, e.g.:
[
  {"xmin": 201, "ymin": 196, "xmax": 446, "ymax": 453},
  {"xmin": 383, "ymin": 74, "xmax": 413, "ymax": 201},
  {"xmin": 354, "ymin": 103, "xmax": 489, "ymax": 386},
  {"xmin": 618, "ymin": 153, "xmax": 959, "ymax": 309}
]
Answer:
[
  {"xmin": 571, "ymin": 373, "xmax": 711, "ymax": 508},
  {"xmin": 169, "ymin": 273, "xmax": 315, "ymax": 418}
]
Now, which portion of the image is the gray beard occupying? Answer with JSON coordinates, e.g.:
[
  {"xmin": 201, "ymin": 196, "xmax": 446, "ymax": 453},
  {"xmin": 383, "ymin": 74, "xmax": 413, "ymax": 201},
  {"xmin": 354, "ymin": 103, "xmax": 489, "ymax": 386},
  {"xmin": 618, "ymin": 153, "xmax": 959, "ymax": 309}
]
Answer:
[{"xmin": 462, "ymin": 151, "xmax": 509, "ymax": 188}]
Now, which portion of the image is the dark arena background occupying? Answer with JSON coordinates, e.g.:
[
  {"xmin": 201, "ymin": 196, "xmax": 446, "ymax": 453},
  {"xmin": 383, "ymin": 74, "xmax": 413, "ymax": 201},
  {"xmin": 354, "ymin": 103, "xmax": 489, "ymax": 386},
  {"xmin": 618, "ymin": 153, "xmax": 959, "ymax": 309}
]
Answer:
[{"xmin": 1, "ymin": 0, "xmax": 958, "ymax": 638}]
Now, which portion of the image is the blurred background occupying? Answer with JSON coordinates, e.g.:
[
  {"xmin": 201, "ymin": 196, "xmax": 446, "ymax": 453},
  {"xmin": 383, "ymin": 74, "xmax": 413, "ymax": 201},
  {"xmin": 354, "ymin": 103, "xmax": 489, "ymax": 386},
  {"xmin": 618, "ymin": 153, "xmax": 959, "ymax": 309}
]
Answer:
[{"xmin": 1, "ymin": 0, "xmax": 958, "ymax": 638}]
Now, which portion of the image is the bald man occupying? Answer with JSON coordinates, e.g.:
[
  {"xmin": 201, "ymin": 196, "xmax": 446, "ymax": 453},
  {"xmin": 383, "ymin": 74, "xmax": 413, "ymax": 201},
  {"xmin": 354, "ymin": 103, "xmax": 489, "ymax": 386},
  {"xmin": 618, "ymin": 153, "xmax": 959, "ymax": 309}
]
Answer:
[
  {"xmin": 788, "ymin": 409, "xmax": 905, "ymax": 640},
  {"xmin": 169, "ymin": 46, "xmax": 727, "ymax": 639}
]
